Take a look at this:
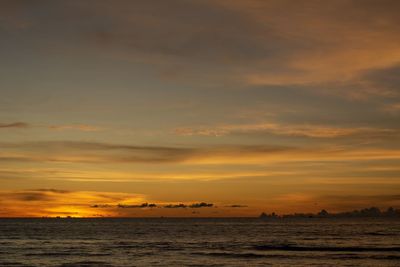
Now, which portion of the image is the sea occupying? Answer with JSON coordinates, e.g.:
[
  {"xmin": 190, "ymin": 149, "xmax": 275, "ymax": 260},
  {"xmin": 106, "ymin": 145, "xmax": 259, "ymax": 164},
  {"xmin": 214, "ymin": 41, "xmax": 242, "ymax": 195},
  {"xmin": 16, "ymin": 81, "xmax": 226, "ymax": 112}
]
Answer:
[{"xmin": 0, "ymin": 218, "xmax": 399, "ymax": 266}]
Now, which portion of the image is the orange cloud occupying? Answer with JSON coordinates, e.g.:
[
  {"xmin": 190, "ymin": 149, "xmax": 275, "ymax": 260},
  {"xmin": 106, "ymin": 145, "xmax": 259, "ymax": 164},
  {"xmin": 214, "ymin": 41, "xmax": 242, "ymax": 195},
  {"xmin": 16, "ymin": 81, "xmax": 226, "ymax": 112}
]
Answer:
[{"xmin": 219, "ymin": 0, "xmax": 400, "ymax": 88}]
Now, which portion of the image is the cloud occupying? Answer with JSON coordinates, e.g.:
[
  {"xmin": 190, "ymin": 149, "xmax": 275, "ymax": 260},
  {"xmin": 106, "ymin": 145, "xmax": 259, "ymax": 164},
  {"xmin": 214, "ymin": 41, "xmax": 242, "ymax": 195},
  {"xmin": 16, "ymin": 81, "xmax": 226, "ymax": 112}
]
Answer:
[
  {"xmin": 0, "ymin": 122, "xmax": 101, "ymax": 132},
  {"xmin": 0, "ymin": 156, "xmax": 36, "ymax": 163},
  {"xmin": 383, "ymin": 103, "xmax": 400, "ymax": 113},
  {"xmin": 0, "ymin": 141, "xmax": 194, "ymax": 164},
  {"xmin": 1, "ymin": 141, "xmax": 400, "ymax": 166},
  {"xmin": 227, "ymin": 205, "xmax": 248, "ymax": 208},
  {"xmin": 48, "ymin": 124, "xmax": 100, "ymax": 132},
  {"xmin": 90, "ymin": 204, "xmax": 112, "ymax": 208},
  {"xmin": 163, "ymin": 204, "xmax": 187, "ymax": 209},
  {"xmin": 117, "ymin": 203, "xmax": 157, "ymax": 209},
  {"xmin": 163, "ymin": 202, "xmax": 214, "ymax": 209},
  {"xmin": 35, "ymin": 188, "xmax": 70, "ymax": 194},
  {"xmin": 226, "ymin": 0, "xmax": 400, "ymax": 83},
  {"xmin": 4, "ymin": 0, "xmax": 400, "ymax": 97},
  {"xmin": 0, "ymin": 122, "xmax": 29, "ymax": 129},
  {"xmin": 13, "ymin": 191, "xmax": 55, "ymax": 202},
  {"xmin": 174, "ymin": 122, "xmax": 397, "ymax": 138},
  {"xmin": 189, "ymin": 202, "xmax": 213, "ymax": 208},
  {"xmin": 361, "ymin": 64, "xmax": 400, "ymax": 97},
  {"xmin": 64, "ymin": 0, "xmax": 400, "ymax": 95},
  {"xmin": 94, "ymin": 202, "xmax": 214, "ymax": 209}
]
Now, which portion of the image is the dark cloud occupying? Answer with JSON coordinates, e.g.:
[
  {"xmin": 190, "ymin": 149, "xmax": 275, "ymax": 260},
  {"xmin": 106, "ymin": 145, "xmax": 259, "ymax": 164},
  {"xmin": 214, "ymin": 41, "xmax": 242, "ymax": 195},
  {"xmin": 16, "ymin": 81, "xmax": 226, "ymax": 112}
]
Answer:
[
  {"xmin": 0, "ymin": 0, "xmax": 272, "ymax": 68},
  {"xmin": 163, "ymin": 202, "xmax": 214, "ymax": 209},
  {"xmin": 226, "ymin": 204, "xmax": 248, "ymax": 208},
  {"xmin": 189, "ymin": 202, "xmax": 213, "ymax": 208},
  {"xmin": 0, "ymin": 141, "xmax": 293, "ymax": 164},
  {"xmin": 117, "ymin": 203, "xmax": 157, "ymax": 209},
  {"xmin": 2, "ymin": 189, "xmax": 70, "ymax": 202},
  {"xmin": 0, "ymin": 156, "xmax": 38, "ymax": 163},
  {"xmin": 87, "ymin": 1, "xmax": 271, "ymax": 63},
  {"xmin": 360, "ymin": 64, "xmax": 400, "ymax": 98},
  {"xmin": 12, "ymin": 192, "xmax": 54, "ymax": 202},
  {"xmin": 90, "ymin": 204, "xmax": 112, "ymax": 208},
  {"xmin": 164, "ymin": 204, "xmax": 187, "ymax": 209},
  {"xmin": 91, "ymin": 202, "xmax": 214, "ymax": 209},
  {"xmin": 0, "ymin": 122, "xmax": 29, "ymax": 129}
]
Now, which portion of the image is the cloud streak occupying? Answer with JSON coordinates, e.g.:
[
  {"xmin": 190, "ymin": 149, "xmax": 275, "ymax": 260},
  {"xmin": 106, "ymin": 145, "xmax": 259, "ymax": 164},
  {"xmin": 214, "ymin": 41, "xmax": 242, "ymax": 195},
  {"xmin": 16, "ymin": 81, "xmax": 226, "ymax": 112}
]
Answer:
[
  {"xmin": 174, "ymin": 122, "xmax": 397, "ymax": 138},
  {"xmin": 0, "ymin": 122, "xmax": 100, "ymax": 132},
  {"xmin": 48, "ymin": 124, "xmax": 100, "ymax": 132},
  {"xmin": 0, "ymin": 122, "xmax": 29, "ymax": 129},
  {"xmin": 1, "ymin": 141, "xmax": 400, "ymax": 166}
]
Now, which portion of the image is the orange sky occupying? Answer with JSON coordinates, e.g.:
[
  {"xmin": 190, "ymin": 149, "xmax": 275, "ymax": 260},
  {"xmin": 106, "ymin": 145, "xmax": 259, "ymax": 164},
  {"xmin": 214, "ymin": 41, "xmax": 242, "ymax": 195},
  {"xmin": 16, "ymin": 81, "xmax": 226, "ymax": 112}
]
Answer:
[{"xmin": 0, "ymin": 0, "xmax": 400, "ymax": 217}]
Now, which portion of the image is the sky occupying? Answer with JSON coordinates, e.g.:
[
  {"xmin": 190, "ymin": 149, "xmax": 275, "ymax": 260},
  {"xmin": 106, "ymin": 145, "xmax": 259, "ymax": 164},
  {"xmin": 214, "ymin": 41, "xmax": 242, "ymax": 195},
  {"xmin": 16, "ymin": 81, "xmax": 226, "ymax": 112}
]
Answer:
[{"xmin": 0, "ymin": 0, "xmax": 400, "ymax": 217}]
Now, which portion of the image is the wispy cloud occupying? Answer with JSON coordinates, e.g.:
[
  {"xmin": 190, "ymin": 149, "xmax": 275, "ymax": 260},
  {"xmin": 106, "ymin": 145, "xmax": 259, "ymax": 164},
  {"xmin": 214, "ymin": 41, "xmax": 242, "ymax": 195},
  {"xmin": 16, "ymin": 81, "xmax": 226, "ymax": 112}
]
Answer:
[
  {"xmin": 1, "ymin": 141, "xmax": 400, "ymax": 166},
  {"xmin": 48, "ymin": 124, "xmax": 100, "ymax": 132},
  {"xmin": 226, "ymin": 205, "xmax": 248, "ymax": 208},
  {"xmin": 383, "ymin": 103, "xmax": 400, "ymax": 114},
  {"xmin": 0, "ymin": 122, "xmax": 101, "ymax": 132},
  {"xmin": 174, "ymin": 122, "xmax": 396, "ymax": 138},
  {"xmin": 223, "ymin": 1, "xmax": 400, "ymax": 91},
  {"xmin": 0, "ymin": 122, "xmax": 29, "ymax": 129}
]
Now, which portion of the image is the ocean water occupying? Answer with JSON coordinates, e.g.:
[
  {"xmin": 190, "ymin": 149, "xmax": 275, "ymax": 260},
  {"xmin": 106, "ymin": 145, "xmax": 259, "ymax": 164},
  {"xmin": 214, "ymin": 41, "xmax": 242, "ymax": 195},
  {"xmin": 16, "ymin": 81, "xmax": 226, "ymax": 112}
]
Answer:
[{"xmin": 0, "ymin": 218, "xmax": 399, "ymax": 266}]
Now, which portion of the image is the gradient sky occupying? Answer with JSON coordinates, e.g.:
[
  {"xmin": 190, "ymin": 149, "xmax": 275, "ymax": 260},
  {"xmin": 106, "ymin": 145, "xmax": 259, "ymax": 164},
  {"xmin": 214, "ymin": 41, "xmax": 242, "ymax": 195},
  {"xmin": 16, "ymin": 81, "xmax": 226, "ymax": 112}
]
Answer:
[{"xmin": 1, "ymin": 0, "xmax": 400, "ymax": 217}]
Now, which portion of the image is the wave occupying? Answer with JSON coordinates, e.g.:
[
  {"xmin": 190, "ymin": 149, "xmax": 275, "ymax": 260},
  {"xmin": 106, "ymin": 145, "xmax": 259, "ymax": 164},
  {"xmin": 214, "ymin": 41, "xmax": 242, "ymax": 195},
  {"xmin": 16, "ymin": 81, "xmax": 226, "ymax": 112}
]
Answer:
[
  {"xmin": 253, "ymin": 244, "xmax": 400, "ymax": 252},
  {"xmin": 192, "ymin": 251, "xmax": 400, "ymax": 261},
  {"xmin": 0, "ymin": 262, "xmax": 32, "ymax": 267},
  {"xmin": 370, "ymin": 255, "xmax": 400, "ymax": 260},
  {"xmin": 25, "ymin": 252, "xmax": 111, "ymax": 257},
  {"xmin": 110, "ymin": 241, "xmax": 181, "ymax": 251},
  {"xmin": 191, "ymin": 251, "xmax": 268, "ymax": 258},
  {"xmin": 365, "ymin": 232, "xmax": 395, "ymax": 236},
  {"xmin": 59, "ymin": 261, "xmax": 114, "ymax": 267}
]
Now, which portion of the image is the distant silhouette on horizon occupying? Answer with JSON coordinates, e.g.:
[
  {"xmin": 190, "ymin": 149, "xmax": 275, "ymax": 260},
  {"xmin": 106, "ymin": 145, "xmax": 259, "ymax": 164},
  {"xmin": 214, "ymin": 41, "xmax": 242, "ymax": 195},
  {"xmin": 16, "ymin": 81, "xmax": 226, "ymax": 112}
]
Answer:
[{"xmin": 259, "ymin": 207, "xmax": 400, "ymax": 219}]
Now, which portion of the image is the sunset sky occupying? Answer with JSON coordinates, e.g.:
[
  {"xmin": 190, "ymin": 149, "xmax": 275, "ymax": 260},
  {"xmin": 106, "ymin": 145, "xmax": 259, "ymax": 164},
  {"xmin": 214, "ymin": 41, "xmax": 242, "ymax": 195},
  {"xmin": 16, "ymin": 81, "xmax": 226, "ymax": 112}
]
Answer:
[{"xmin": 1, "ymin": 0, "xmax": 400, "ymax": 217}]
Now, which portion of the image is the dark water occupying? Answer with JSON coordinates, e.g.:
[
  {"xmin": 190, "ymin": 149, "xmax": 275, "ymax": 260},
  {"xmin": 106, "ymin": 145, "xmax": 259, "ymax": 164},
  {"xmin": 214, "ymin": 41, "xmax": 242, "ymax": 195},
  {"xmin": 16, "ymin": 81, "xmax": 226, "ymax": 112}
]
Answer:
[{"xmin": 0, "ymin": 218, "xmax": 399, "ymax": 266}]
